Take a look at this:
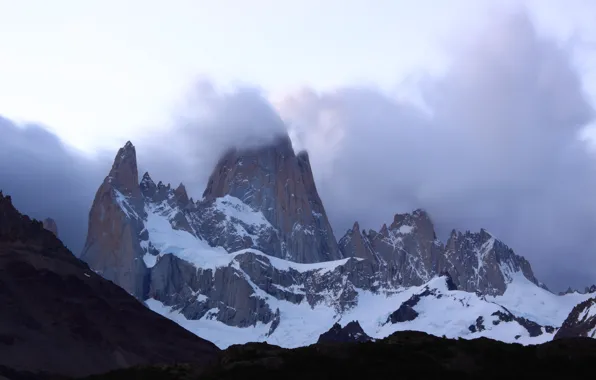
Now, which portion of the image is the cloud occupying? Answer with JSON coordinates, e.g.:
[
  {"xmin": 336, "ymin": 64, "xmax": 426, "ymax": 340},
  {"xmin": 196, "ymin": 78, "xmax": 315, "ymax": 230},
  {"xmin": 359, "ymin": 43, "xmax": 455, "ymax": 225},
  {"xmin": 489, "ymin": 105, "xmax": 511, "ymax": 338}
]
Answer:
[
  {"xmin": 135, "ymin": 80, "xmax": 287, "ymax": 193},
  {"xmin": 0, "ymin": 116, "xmax": 109, "ymax": 254},
  {"xmin": 276, "ymin": 11, "xmax": 596, "ymax": 290}
]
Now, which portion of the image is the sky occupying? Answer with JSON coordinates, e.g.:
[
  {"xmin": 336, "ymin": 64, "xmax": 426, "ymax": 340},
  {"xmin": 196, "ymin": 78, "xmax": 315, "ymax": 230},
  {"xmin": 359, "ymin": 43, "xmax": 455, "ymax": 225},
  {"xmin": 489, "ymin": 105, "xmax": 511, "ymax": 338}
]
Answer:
[{"xmin": 1, "ymin": 0, "xmax": 596, "ymax": 290}]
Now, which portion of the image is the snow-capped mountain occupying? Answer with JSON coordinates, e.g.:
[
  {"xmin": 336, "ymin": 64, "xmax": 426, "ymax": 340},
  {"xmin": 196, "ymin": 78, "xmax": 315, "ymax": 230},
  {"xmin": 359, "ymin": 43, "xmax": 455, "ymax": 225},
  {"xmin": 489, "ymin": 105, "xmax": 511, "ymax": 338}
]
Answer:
[{"xmin": 81, "ymin": 137, "xmax": 595, "ymax": 349}]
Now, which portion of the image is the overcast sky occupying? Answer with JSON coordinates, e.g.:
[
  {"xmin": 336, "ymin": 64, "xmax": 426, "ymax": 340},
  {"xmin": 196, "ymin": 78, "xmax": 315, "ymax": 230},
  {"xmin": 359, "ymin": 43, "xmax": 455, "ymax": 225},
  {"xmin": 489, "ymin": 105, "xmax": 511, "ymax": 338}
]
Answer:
[{"xmin": 1, "ymin": 0, "xmax": 596, "ymax": 290}]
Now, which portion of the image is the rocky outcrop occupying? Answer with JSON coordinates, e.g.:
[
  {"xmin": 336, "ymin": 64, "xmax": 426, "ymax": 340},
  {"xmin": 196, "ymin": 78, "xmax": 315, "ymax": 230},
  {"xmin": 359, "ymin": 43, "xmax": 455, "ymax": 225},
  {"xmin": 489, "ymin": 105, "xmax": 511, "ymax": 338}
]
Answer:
[
  {"xmin": 202, "ymin": 135, "xmax": 342, "ymax": 263},
  {"xmin": 0, "ymin": 192, "xmax": 219, "ymax": 377},
  {"xmin": 554, "ymin": 298, "xmax": 596, "ymax": 339},
  {"xmin": 317, "ymin": 321, "xmax": 372, "ymax": 343},
  {"xmin": 80, "ymin": 141, "xmax": 148, "ymax": 299},
  {"xmin": 444, "ymin": 229, "xmax": 538, "ymax": 295},
  {"xmin": 339, "ymin": 213, "xmax": 539, "ymax": 296},
  {"xmin": 41, "ymin": 218, "xmax": 58, "ymax": 237}
]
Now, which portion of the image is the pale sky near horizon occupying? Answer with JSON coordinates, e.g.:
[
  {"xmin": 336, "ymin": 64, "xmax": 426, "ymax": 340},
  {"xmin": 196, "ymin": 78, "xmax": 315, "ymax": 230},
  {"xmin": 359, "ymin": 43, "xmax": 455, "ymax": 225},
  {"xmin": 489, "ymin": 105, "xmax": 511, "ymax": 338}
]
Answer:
[{"xmin": 1, "ymin": 0, "xmax": 596, "ymax": 152}]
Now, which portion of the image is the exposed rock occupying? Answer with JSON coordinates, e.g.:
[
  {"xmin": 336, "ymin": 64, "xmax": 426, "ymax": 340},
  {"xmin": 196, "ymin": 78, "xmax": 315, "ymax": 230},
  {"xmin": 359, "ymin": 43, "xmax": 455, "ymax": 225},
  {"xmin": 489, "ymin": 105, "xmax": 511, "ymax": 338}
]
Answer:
[
  {"xmin": 202, "ymin": 134, "xmax": 342, "ymax": 263},
  {"xmin": 80, "ymin": 142, "xmax": 148, "ymax": 299},
  {"xmin": 338, "ymin": 222, "xmax": 377, "ymax": 262},
  {"xmin": 469, "ymin": 316, "xmax": 486, "ymax": 333},
  {"xmin": 317, "ymin": 321, "xmax": 372, "ymax": 343},
  {"xmin": 491, "ymin": 309, "xmax": 551, "ymax": 337},
  {"xmin": 173, "ymin": 183, "xmax": 189, "ymax": 208},
  {"xmin": 339, "ymin": 214, "xmax": 539, "ymax": 296},
  {"xmin": 387, "ymin": 304, "xmax": 419, "ymax": 323},
  {"xmin": 80, "ymin": 140, "xmax": 551, "ymax": 344},
  {"xmin": 41, "ymin": 218, "xmax": 58, "ymax": 237},
  {"xmin": 444, "ymin": 229, "xmax": 539, "ymax": 296},
  {"xmin": 555, "ymin": 297, "xmax": 596, "ymax": 339},
  {"xmin": 0, "ymin": 192, "xmax": 219, "ymax": 377}
]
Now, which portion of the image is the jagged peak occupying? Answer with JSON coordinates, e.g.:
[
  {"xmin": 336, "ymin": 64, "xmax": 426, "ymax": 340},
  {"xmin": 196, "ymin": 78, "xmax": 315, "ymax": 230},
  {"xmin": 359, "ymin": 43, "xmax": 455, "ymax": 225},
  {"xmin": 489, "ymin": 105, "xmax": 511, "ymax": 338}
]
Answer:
[
  {"xmin": 141, "ymin": 171, "xmax": 154, "ymax": 184},
  {"xmin": 174, "ymin": 183, "xmax": 189, "ymax": 206},
  {"xmin": 352, "ymin": 221, "xmax": 360, "ymax": 232},
  {"xmin": 107, "ymin": 141, "xmax": 140, "ymax": 197},
  {"xmin": 42, "ymin": 217, "xmax": 58, "ymax": 237},
  {"xmin": 140, "ymin": 172, "xmax": 157, "ymax": 198}
]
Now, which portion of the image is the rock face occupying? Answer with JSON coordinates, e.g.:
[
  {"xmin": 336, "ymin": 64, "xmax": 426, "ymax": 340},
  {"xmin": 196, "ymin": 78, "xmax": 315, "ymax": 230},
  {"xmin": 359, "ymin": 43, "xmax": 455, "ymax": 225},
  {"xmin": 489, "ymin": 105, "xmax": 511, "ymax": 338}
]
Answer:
[
  {"xmin": 0, "ymin": 192, "xmax": 219, "ymax": 377},
  {"xmin": 339, "ymin": 215, "xmax": 539, "ymax": 296},
  {"xmin": 444, "ymin": 229, "xmax": 538, "ymax": 295},
  {"xmin": 555, "ymin": 298, "xmax": 596, "ymax": 339},
  {"xmin": 202, "ymin": 135, "xmax": 342, "ymax": 263},
  {"xmin": 41, "ymin": 218, "xmax": 58, "ymax": 237},
  {"xmin": 317, "ymin": 321, "xmax": 372, "ymax": 343},
  {"xmin": 80, "ymin": 141, "xmax": 148, "ymax": 299}
]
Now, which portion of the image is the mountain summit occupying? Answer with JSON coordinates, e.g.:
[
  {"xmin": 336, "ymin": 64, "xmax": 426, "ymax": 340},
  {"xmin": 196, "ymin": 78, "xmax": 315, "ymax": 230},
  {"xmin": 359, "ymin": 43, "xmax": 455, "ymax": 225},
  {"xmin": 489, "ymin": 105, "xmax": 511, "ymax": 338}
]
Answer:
[{"xmin": 203, "ymin": 134, "xmax": 341, "ymax": 263}]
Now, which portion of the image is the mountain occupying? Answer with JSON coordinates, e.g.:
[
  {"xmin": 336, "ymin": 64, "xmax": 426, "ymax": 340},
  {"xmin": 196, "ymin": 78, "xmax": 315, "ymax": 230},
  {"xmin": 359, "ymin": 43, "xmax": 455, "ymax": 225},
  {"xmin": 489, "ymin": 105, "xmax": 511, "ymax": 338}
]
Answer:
[
  {"xmin": 0, "ymin": 192, "xmax": 219, "ymax": 377},
  {"xmin": 555, "ymin": 297, "xmax": 596, "ymax": 339},
  {"xmin": 81, "ymin": 137, "xmax": 595, "ymax": 350},
  {"xmin": 202, "ymin": 134, "xmax": 341, "ymax": 263},
  {"xmin": 42, "ymin": 217, "xmax": 58, "ymax": 237},
  {"xmin": 338, "ymin": 215, "xmax": 539, "ymax": 296}
]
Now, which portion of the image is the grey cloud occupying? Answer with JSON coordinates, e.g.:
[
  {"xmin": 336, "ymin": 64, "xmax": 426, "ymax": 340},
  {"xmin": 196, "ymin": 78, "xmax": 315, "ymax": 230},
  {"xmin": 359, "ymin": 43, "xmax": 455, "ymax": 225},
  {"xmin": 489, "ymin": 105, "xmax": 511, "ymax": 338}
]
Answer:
[
  {"xmin": 0, "ymin": 116, "xmax": 109, "ymax": 254},
  {"xmin": 277, "ymin": 12, "xmax": 596, "ymax": 290},
  {"xmin": 135, "ymin": 81, "xmax": 287, "ymax": 194}
]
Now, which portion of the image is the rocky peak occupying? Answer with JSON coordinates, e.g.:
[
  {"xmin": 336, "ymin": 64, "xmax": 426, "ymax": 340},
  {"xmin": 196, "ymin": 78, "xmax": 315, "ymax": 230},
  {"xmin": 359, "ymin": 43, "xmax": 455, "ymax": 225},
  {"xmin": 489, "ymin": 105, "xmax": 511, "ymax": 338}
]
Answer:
[
  {"xmin": 140, "ymin": 172, "xmax": 157, "ymax": 198},
  {"xmin": 107, "ymin": 141, "xmax": 140, "ymax": 198},
  {"xmin": 173, "ymin": 183, "xmax": 190, "ymax": 207},
  {"xmin": 42, "ymin": 217, "xmax": 59, "ymax": 237},
  {"xmin": 338, "ymin": 221, "xmax": 376, "ymax": 262},
  {"xmin": 80, "ymin": 141, "xmax": 147, "ymax": 299},
  {"xmin": 390, "ymin": 209, "xmax": 436, "ymax": 241},
  {"xmin": 202, "ymin": 132, "xmax": 341, "ymax": 263},
  {"xmin": 445, "ymin": 228, "xmax": 538, "ymax": 295}
]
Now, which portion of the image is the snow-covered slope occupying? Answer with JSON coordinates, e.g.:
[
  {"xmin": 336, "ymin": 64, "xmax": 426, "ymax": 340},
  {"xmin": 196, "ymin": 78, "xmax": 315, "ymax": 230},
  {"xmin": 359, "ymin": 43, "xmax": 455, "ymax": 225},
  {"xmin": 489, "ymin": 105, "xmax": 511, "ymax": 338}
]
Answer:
[{"xmin": 147, "ymin": 272, "xmax": 591, "ymax": 349}]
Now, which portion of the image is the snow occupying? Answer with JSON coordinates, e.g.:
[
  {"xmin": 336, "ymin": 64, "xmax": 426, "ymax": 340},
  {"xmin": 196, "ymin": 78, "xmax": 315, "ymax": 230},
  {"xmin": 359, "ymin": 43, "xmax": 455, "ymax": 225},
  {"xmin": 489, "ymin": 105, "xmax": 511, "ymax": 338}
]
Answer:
[
  {"xmin": 113, "ymin": 189, "xmax": 140, "ymax": 220},
  {"xmin": 147, "ymin": 274, "xmax": 566, "ymax": 349},
  {"xmin": 140, "ymin": 198, "xmax": 360, "ymax": 276},
  {"xmin": 135, "ymin": 193, "xmax": 591, "ymax": 350},
  {"xmin": 397, "ymin": 225, "xmax": 414, "ymax": 234},
  {"xmin": 142, "ymin": 202, "xmax": 230, "ymax": 270},
  {"xmin": 486, "ymin": 271, "xmax": 594, "ymax": 327},
  {"xmin": 214, "ymin": 195, "xmax": 273, "ymax": 230}
]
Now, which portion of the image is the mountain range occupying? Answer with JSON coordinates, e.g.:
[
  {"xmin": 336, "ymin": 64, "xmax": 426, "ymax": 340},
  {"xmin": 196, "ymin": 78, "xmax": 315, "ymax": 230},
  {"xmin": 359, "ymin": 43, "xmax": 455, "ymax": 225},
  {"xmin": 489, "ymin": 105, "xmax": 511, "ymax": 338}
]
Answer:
[{"xmin": 75, "ymin": 132, "xmax": 596, "ymax": 348}]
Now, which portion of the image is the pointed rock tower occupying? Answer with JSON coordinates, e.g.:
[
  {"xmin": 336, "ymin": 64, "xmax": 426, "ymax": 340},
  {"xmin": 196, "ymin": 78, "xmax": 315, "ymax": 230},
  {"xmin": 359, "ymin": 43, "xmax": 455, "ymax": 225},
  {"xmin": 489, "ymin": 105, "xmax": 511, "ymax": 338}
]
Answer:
[
  {"xmin": 42, "ymin": 217, "xmax": 59, "ymax": 237},
  {"xmin": 80, "ymin": 141, "xmax": 148, "ymax": 299},
  {"xmin": 202, "ymin": 134, "xmax": 342, "ymax": 263}
]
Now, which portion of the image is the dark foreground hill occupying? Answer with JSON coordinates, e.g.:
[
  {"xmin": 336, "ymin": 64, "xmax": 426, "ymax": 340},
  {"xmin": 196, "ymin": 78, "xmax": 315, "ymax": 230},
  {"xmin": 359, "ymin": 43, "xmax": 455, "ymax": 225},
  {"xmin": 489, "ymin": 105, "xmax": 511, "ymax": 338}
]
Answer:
[
  {"xmin": 0, "ymin": 192, "xmax": 219, "ymax": 378},
  {"xmin": 77, "ymin": 331, "xmax": 596, "ymax": 380}
]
